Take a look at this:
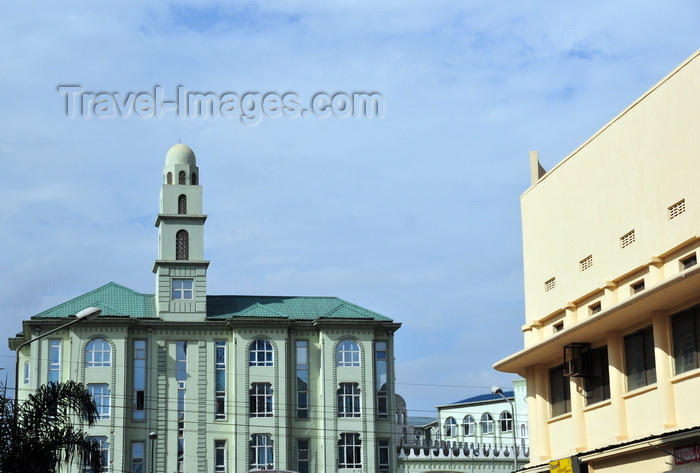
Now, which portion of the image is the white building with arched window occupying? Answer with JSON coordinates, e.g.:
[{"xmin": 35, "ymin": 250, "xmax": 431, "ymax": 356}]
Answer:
[{"xmin": 398, "ymin": 379, "xmax": 529, "ymax": 473}]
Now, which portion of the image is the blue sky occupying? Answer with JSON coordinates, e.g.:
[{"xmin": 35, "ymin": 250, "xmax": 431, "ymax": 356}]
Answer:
[{"xmin": 1, "ymin": 1, "xmax": 699, "ymax": 416}]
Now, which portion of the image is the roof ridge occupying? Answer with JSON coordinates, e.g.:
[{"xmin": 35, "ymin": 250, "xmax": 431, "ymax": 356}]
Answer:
[
  {"xmin": 91, "ymin": 301, "xmax": 131, "ymax": 318},
  {"xmin": 334, "ymin": 297, "xmax": 389, "ymax": 319},
  {"xmin": 237, "ymin": 302, "xmax": 288, "ymax": 318},
  {"xmin": 32, "ymin": 282, "xmax": 155, "ymax": 319},
  {"xmin": 105, "ymin": 281, "xmax": 152, "ymax": 297},
  {"xmin": 34, "ymin": 282, "xmax": 122, "ymax": 318},
  {"xmin": 207, "ymin": 294, "xmax": 340, "ymax": 299}
]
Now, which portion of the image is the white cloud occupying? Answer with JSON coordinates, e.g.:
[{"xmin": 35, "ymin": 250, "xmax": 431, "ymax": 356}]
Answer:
[{"xmin": 0, "ymin": 0, "xmax": 698, "ymax": 411}]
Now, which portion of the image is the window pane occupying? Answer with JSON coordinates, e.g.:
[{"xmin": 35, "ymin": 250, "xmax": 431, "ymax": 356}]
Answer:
[
  {"xmin": 500, "ymin": 412, "xmax": 513, "ymax": 432},
  {"xmin": 550, "ymin": 364, "xmax": 570, "ymax": 416},
  {"xmin": 132, "ymin": 442, "xmax": 144, "ymax": 473},
  {"xmin": 250, "ymin": 340, "xmax": 273, "ymax": 367},
  {"xmin": 48, "ymin": 340, "xmax": 61, "ymax": 383},
  {"xmin": 673, "ymin": 309, "xmax": 698, "ymax": 374},
  {"xmin": 625, "ymin": 333, "xmax": 645, "ymax": 390},
  {"xmin": 644, "ymin": 326, "xmax": 657, "ymax": 385},
  {"xmin": 133, "ymin": 340, "xmax": 146, "ymax": 420},
  {"xmin": 625, "ymin": 328, "xmax": 655, "ymax": 391},
  {"xmin": 585, "ymin": 346, "xmax": 610, "ymax": 405},
  {"xmin": 337, "ymin": 339, "xmax": 360, "ymax": 367},
  {"xmin": 480, "ymin": 413, "xmax": 493, "ymax": 434}
]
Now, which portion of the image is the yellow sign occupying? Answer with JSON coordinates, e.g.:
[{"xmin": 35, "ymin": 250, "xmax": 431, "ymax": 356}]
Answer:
[{"xmin": 549, "ymin": 457, "xmax": 578, "ymax": 473}]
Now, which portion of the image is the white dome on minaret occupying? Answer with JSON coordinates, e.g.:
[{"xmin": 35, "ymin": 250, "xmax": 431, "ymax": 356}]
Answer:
[
  {"xmin": 155, "ymin": 143, "xmax": 208, "ymax": 321},
  {"xmin": 165, "ymin": 143, "xmax": 196, "ymax": 165}
]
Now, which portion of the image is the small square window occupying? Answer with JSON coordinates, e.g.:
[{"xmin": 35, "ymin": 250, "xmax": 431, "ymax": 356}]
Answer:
[
  {"xmin": 553, "ymin": 322, "xmax": 564, "ymax": 333},
  {"xmin": 589, "ymin": 302, "xmax": 602, "ymax": 315},
  {"xmin": 580, "ymin": 255, "xmax": 593, "ymax": 272},
  {"xmin": 621, "ymin": 230, "xmax": 636, "ymax": 248},
  {"xmin": 545, "ymin": 277, "xmax": 556, "ymax": 292},
  {"xmin": 681, "ymin": 254, "xmax": 697, "ymax": 270},
  {"xmin": 668, "ymin": 199, "xmax": 686, "ymax": 220},
  {"xmin": 172, "ymin": 279, "xmax": 194, "ymax": 300},
  {"xmin": 631, "ymin": 280, "xmax": 645, "ymax": 294}
]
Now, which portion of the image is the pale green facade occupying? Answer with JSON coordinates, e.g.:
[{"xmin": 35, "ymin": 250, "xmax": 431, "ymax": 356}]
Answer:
[{"xmin": 10, "ymin": 144, "xmax": 401, "ymax": 473}]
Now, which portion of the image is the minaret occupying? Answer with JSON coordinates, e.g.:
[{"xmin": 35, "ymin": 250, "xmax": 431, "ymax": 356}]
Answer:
[{"xmin": 153, "ymin": 144, "xmax": 209, "ymax": 321}]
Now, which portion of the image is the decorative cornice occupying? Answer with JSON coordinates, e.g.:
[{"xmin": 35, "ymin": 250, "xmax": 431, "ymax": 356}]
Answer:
[{"xmin": 154, "ymin": 214, "xmax": 207, "ymax": 227}]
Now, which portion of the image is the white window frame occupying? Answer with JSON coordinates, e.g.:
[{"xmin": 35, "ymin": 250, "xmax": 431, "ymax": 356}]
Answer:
[
  {"xmin": 214, "ymin": 440, "xmax": 226, "ymax": 473},
  {"xmin": 463, "ymin": 415, "xmax": 475, "ymax": 436},
  {"xmin": 297, "ymin": 439, "xmax": 310, "ymax": 473},
  {"xmin": 338, "ymin": 433, "xmax": 362, "ymax": 469},
  {"xmin": 499, "ymin": 411, "xmax": 513, "ymax": 432},
  {"xmin": 296, "ymin": 340, "xmax": 309, "ymax": 419},
  {"xmin": 250, "ymin": 434, "xmax": 273, "ymax": 470},
  {"xmin": 250, "ymin": 382, "xmax": 273, "ymax": 417},
  {"xmin": 88, "ymin": 383, "xmax": 111, "ymax": 420},
  {"xmin": 480, "ymin": 413, "xmax": 494, "ymax": 434},
  {"xmin": 172, "ymin": 278, "xmax": 193, "ymax": 300},
  {"xmin": 215, "ymin": 341, "xmax": 226, "ymax": 419},
  {"xmin": 377, "ymin": 438, "xmax": 390, "ymax": 473},
  {"xmin": 85, "ymin": 436, "xmax": 109, "ymax": 473},
  {"xmin": 48, "ymin": 339, "xmax": 61, "ymax": 383},
  {"xmin": 445, "ymin": 417, "xmax": 456, "ymax": 437},
  {"xmin": 249, "ymin": 339, "xmax": 274, "ymax": 366},
  {"xmin": 131, "ymin": 442, "xmax": 144, "ymax": 473},
  {"xmin": 336, "ymin": 339, "xmax": 360, "ymax": 367},
  {"xmin": 133, "ymin": 340, "xmax": 146, "ymax": 420},
  {"xmin": 337, "ymin": 383, "xmax": 361, "ymax": 418},
  {"xmin": 85, "ymin": 338, "xmax": 112, "ymax": 367}
]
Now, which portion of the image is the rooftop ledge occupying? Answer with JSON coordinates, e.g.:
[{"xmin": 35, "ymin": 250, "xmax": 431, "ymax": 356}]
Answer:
[{"xmin": 494, "ymin": 262, "xmax": 700, "ymax": 376}]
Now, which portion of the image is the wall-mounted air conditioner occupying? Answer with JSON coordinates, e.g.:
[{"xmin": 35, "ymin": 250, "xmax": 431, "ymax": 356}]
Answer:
[{"xmin": 563, "ymin": 343, "xmax": 591, "ymax": 377}]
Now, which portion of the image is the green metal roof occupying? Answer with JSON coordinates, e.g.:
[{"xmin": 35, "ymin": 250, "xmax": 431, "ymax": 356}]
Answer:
[
  {"xmin": 207, "ymin": 295, "xmax": 392, "ymax": 321},
  {"xmin": 31, "ymin": 282, "xmax": 393, "ymax": 322},
  {"xmin": 33, "ymin": 282, "xmax": 157, "ymax": 319}
]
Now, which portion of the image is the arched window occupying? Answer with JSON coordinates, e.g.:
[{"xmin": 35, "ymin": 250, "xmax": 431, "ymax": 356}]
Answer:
[
  {"xmin": 445, "ymin": 417, "xmax": 456, "ymax": 437},
  {"xmin": 85, "ymin": 338, "xmax": 112, "ymax": 367},
  {"xmin": 249, "ymin": 339, "xmax": 273, "ymax": 366},
  {"xmin": 463, "ymin": 415, "xmax": 475, "ymax": 436},
  {"xmin": 521, "ymin": 423, "xmax": 527, "ymax": 437},
  {"xmin": 336, "ymin": 339, "xmax": 360, "ymax": 367},
  {"xmin": 481, "ymin": 413, "xmax": 494, "ymax": 434},
  {"xmin": 499, "ymin": 411, "xmax": 513, "ymax": 432},
  {"xmin": 191, "ymin": 172, "xmax": 197, "ymax": 185},
  {"xmin": 178, "ymin": 194, "xmax": 187, "ymax": 215},
  {"xmin": 336, "ymin": 338, "xmax": 360, "ymax": 366},
  {"xmin": 167, "ymin": 172, "xmax": 173, "ymax": 185},
  {"xmin": 176, "ymin": 230, "xmax": 189, "ymax": 260},
  {"xmin": 179, "ymin": 171, "xmax": 186, "ymax": 185}
]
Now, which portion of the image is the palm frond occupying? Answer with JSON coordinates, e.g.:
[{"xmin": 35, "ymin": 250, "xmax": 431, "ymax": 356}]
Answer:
[{"xmin": 1, "ymin": 381, "xmax": 104, "ymax": 473}]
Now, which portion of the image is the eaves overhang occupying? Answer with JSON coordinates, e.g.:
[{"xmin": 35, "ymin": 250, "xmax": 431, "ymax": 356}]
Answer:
[
  {"xmin": 517, "ymin": 425, "xmax": 700, "ymax": 472},
  {"xmin": 152, "ymin": 259, "xmax": 210, "ymax": 273},
  {"xmin": 312, "ymin": 319, "xmax": 402, "ymax": 332},
  {"xmin": 494, "ymin": 263, "xmax": 700, "ymax": 375},
  {"xmin": 154, "ymin": 213, "xmax": 207, "ymax": 227},
  {"xmin": 437, "ymin": 395, "xmax": 515, "ymax": 410}
]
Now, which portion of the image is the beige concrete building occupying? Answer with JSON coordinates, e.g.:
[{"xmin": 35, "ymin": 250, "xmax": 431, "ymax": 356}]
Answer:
[{"xmin": 495, "ymin": 49, "xmax": 700, "ymax": 472}]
